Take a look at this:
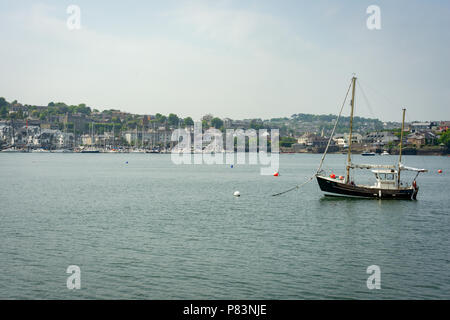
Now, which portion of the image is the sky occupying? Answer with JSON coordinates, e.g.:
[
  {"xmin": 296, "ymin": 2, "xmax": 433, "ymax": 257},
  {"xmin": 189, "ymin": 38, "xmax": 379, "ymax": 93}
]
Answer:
[{"xmin": 0, "ymin": 0, "xmax": 449, "ymax": 122}]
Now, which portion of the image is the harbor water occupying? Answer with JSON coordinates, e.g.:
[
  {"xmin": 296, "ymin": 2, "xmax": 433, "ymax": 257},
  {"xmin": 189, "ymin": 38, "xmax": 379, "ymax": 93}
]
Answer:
[{"xmin": 0, "ymin": 153, "xmax": 449, "ymax": 299}]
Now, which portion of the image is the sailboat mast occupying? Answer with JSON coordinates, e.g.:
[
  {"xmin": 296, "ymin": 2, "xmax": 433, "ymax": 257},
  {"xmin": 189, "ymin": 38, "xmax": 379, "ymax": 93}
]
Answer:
[
  {"xmin": 346, "ymin": 76, "xmax": 357, "ymax": 183},
  {"xmin": 397, "ymin": 108, "xmax": 406, "ymax": 186}
]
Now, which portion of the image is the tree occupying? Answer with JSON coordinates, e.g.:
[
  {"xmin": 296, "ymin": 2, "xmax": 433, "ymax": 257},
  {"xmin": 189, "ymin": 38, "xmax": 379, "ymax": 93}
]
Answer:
[
  {"xmin": 168, "ymin": 113, "xmax": 179, "ymax": 127},
  {"xmin": 211, "ymin": 117, "xmax": 224, "ymax": 129},
  {"xmin": 0, "ymin": 105, "xmax": 7, "ymax": 118},
  {"xmin": 155, "ymin": 113, "xmax": 167, "ymax": 124},
  {"xmin": 439, "ymin": 130, "xmax": 450, "ymax": 149},
  {"xmin": 16, "ymin": 110, "xmax": 24, "ymax": 119},
  {"xmin": 39, "ymin": 111, "xmax": 48, "ymax": 120},
  {"xmin": 184, "ymin": 117, "xmax": 194, "ymax": 127},
  {"xmin": 250, "ymin": 119, "xmax": 263, "ymax": 130},
  {"xmin": 280, "ymin": 136, "xmax": 297, "ymax": 147},
  {"xmin": 0, "ymin": 97, "xmax": 8, "ymax": 107},
  {"xmin": 76, "ymin": 103, "xmax": 91, "ymax": 115},
  {"xmin": 111, "ymin": 116, "xmax": 121, "ymax": 124},
  {"xmin": 202, "ymin": 114, "xmax": 213, "ymax": 125}
]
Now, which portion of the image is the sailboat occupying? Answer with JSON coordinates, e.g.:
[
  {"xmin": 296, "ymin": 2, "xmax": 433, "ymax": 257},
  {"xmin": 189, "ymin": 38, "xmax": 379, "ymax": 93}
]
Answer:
[
  {"xmin": 81, "ymin": 122, "xmax": 101, "ymax": 153},
  {"xmin": 315, "ymin": 76, "xmax": 427, "ymax": 200}
]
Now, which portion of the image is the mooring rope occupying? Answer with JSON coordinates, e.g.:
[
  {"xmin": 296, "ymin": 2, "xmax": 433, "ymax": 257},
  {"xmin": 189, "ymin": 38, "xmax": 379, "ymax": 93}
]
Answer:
[
  {"xmin": 271, "ymin": 78, "xmax": 353, "ymax": 197},
  {"xmin": 271, "ymin": 176, "xmax": 314, "ymax": 196}
]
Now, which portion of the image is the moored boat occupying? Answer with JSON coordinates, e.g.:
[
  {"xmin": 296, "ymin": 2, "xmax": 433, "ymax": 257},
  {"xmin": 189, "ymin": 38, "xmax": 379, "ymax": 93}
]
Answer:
[
  {"xmin": 1, "ymin": 147, "xmax": 23, "ymax": 152},
  {"xmin": 31, "ymin": 148, "xmax": 51, "ymax": 153},
  {"xmin": 80, "ymin": 147, "xmax": 100, "ymax": 153},
  {"xmin": 315, "ymin": 76, "xmax": 427, "ymax": 200}
]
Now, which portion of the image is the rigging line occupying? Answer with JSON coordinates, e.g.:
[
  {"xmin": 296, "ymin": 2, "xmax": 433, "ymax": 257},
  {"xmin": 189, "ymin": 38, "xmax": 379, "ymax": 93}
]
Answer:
[
  {"xmin": 316, "ymin": 78, "xmax": 353, "ymax": 174},
  {"xmin": 271, "ymin": 77, "xmax": 353, "ymax": 197},
  {"xmin": 357, "ymin": 79, "xmax": 377, "ymax": 120},
  {"xmin": 357, "ymin": 78, "xmax": 400, "ymax": 110}
]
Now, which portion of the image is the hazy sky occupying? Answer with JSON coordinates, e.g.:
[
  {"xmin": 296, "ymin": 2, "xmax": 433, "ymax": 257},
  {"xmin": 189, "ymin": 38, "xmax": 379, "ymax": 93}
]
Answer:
[{"xmin": 0, "ymin": 0, "xmax": 449, "ymax": 121}]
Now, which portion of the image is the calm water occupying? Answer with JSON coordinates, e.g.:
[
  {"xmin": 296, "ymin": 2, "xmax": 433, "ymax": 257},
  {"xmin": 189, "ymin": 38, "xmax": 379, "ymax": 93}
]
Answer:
[{"xmin": 0, "ymin": 153, "xmax": 449, "ymax": 299}]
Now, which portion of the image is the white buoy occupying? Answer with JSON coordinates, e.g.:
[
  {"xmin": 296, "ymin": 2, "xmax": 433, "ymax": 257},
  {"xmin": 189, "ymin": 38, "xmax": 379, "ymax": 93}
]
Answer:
[{"xmin": 233, "ymin": 191, "xmax": 240, "ymax": 197}]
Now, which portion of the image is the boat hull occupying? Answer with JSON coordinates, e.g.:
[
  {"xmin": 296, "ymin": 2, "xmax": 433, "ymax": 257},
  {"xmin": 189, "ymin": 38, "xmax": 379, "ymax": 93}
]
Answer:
[{"xmin": 316, "ymin": 175, "xmax": 417, "ymax": 200}]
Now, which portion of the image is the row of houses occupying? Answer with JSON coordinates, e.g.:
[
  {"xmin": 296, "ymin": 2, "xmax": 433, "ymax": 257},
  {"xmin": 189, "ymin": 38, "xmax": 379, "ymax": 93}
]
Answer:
[
  {"xmin": 0, "ymin": 125, "xmax": 74, "ymax": 148},
  {"xmin": 409, "ymin": 121, "xmax": 450, "ymax": 133},
  {"xmin": 0, "ymin": 123, "xmax": 175, "ymax": 149},
  {"xmin": 293, "ymin": 129, "xmax": 440, "ymax": 150}
]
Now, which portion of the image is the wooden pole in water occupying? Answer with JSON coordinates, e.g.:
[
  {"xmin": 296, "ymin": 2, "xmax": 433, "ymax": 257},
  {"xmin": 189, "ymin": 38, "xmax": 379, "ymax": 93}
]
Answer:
[{"xmin": 346, "ymin": 76, "xmax": 357, "ymax": 183}]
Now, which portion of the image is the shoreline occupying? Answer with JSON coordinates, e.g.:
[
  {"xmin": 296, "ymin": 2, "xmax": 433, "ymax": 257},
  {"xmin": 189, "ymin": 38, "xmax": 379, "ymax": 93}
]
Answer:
[{"xmin": 1, "ymin": 150, "xmax": 448, "ymax": 156}]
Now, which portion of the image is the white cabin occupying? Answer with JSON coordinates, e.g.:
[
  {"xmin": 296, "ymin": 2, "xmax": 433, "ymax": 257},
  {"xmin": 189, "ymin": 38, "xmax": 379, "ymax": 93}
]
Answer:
[{"xmin": 372, "ymin": 169, "xmax": 398, "ymax": 189}]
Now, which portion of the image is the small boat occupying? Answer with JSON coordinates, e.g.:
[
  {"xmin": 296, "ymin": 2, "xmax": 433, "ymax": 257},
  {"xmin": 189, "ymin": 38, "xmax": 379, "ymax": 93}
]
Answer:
[
  {"xmin": 1, "ymin": 147, "xmax": 22, "ymax": 152},
  {"xmin": 81, "ymin": 147, "xmax": 100, "ymax": 153},
  {"xmin": 315, "ymin": 76, "xmax": 427, "ymax": 200},
  {"xmin": 32, "ymin": 148, "xmax": 51, "ymax": 153},
  {"xmin": 52, "ymin": 149, "xmax": 73, "ymax": 153},
  {"xmin": 381, "ymin": 150, "xmax": 390, "ymax": 156},
  {"xmin": 81, "ymin": 150, "xmax": 100, "ymax": 153},
  {"xmin": 130, "ymin": 148, "xmax": 145, "ymax": 153},
  {"xmin": 361, "ymin": 151, "xmax": 376, "ymax": 156}
]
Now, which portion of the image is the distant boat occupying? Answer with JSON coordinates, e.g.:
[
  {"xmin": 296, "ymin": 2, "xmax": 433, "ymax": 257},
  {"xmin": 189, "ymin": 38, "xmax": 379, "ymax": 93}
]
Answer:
[
  {"xmin": 130, "ymin": 148, "xmax": 145, "ymax": 153},
  {"xmin": 315, "ymin": 76, "xmax": 427, "ymax": 200},
  {"xmin": 81, "ymin": 150, "xmax": 100, "ymax": 153},
  {"xmin": 81, "ymin": 147, "xmax": 100, "ymax": 153},
  {"xmin": 361, "ymin": 151, "xmax": 376, "ymax": 156},
  {"xmin": 32, "ymin": 148, "xmax": 51, "ymax": 153},
  {"xmin": 381, "ymin": 150, "xmax": 390, "ymax": 156},
  {"xmin": 1, "ymin": 147, "xmax": 22, "ymax": 152}
]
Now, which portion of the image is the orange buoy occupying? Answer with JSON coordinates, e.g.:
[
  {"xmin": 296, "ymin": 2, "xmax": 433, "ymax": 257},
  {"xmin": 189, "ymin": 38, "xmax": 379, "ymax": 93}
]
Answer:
[
  {"xmin": 339, "ymin": 176, "xmax": 344, "ymax": 180},
  {"xmin": 273, "ymin": 172, "xmax": 279, "ymax": 176},
  {"xmin": 438, "ymin": 169, "xmax": 443, "ymax": 174},
  {"xmin": 330, "ymin": 174, "xmax": 336, "ymax": 179}
]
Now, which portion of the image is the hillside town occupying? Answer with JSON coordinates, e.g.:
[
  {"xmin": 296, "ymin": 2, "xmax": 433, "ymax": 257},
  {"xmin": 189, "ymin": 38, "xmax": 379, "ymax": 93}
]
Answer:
[{"xmin": 0, "ymin": 97, "xmax": 449, "ymax": 154}]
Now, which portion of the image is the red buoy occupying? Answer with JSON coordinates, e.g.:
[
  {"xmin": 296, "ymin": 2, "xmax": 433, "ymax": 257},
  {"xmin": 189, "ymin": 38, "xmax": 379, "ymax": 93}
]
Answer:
[
  {"xmin": 438, "ymin": 169, "xmax": 443, "ymax": 174},
  {"xmin": 273, "ymin": 172, "xmax": 279, "ymax": 176},
  {"xmin": 330, "ymin": 174, "xmax": 336, "ymax": 179}
]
